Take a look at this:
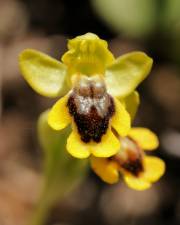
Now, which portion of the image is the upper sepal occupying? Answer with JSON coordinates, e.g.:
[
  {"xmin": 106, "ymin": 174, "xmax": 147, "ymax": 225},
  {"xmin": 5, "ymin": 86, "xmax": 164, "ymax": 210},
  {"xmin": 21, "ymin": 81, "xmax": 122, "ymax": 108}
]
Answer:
[
  {"xmin": 62, "ymin": 33, "xmax": 115, "ymax": 75},
  {"xmin": 19, "ymin": 49, "xmax": 69, "ymax": 98}
]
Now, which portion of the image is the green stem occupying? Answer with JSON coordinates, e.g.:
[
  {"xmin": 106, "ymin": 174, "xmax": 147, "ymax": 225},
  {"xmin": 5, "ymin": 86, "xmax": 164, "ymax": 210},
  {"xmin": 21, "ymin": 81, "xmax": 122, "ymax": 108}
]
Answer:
[{"xmin": 29, "ymin": 193, "xmax": 52, "ymax": 225}]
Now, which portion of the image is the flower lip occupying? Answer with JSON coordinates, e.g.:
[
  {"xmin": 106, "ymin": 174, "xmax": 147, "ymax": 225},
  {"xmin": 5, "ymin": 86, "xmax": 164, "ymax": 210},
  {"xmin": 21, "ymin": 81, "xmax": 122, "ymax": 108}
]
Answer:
[
  {"xmin": 67, "ymin": 76, "xmax": 115, "ymax": 143},
  {"xmin": 111, "ymin": 136, "xmax": 144, "ymax": 176}
]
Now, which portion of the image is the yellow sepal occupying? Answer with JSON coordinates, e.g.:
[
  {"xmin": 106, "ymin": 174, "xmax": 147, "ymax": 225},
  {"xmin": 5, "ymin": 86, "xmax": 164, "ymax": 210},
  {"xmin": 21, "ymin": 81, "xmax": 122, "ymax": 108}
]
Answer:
[
  {"xmin": 19, "ymin": 49, "xmax": 68, "ymax": 97},
  {"xmin": 62, "ymin": 33, "xmax": 115, "ymax": 75},
  {"xmin": 105, "ymin": 51, "xmax": 153, "ymax": 98}
]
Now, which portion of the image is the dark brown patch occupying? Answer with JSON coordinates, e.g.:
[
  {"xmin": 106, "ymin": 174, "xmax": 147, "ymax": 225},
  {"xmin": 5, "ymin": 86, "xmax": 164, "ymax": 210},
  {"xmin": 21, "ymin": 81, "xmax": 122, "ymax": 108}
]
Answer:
[
  {"xmin": 111, "ymin": 137, "xmax": 144, "ymax": 176},
  {"xmin": 121, "ymin": 159, "xmax": 143, "ymax": 176},
  {"xmin": 67, "ymin": 78, "xmax": 115, "ymax": 143}
]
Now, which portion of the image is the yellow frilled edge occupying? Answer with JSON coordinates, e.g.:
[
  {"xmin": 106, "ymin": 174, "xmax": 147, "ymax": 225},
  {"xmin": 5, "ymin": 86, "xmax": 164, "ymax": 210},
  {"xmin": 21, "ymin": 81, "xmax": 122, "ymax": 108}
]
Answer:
[{"xmin": 48, "ymin": 94, "xmax": 131, "ymax": 159}]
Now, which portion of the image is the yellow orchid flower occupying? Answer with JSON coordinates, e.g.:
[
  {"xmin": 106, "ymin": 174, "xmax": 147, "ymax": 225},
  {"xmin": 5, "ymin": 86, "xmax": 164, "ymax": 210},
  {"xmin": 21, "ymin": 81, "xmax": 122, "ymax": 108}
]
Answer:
[
  {"xmin": 91, "ymin": 127, "xmax": 166, "ymax": 190},
  {"xmin": 19, "ymin": 33, "xmax": 153, "ymax": 159}
]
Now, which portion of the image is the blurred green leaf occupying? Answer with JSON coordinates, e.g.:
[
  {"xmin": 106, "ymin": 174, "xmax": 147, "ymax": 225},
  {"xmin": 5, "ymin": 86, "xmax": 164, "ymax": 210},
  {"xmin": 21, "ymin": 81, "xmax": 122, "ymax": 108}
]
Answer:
[
  {"xmin": 91, "ymin": 0, "xmax": 157, "ymax": 38},
  {"xmin": 162, "ymin": 0, "xmax": 180, "ymax": 63},
  {"xmin": 163, "ymin": 0, "xmax": 180, "ymax": 32},
  {"xmin": 30, "ymin": 110, "xmax": 88, "ymax": 225}
]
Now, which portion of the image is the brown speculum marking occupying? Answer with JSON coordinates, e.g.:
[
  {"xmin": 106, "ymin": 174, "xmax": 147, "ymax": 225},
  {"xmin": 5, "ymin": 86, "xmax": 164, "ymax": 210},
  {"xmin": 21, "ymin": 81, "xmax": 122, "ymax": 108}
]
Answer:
[
  {"xmin": 111, "ymin": 137, "xmax": 144, "ymax": 176},
  {"xmin": 121, "ymin": 158, "xmax": 143, "ymax": 176},
  {"xmin": 67, "ymin": 76, "xmax": 115, "ymax": 143}
]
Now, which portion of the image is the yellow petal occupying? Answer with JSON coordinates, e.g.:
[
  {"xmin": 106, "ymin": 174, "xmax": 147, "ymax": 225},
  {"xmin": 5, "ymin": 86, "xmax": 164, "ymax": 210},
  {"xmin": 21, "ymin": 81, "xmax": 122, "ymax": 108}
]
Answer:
[
  {"xmin": 91, "ymin": 129, "xmax": 120, "ymax": 157},
  {"xmin": 67, "ymin": 130, "xmax": 91, "ymax": 159},
  {"xmin": 142, "ymin": 156, "xmax": 165, "ymax": 183},
  {"xmin": 128, "ymin": 127, "xmax": 159, "ymax": 150},
  {"xmin": 124, "ymin": 174, "xmax": 151, "ymax": 191},
  {"xmin": 111, "ymin": 98, "xmax": 131, "ymax": 137},
  {"xmin": 90, "ymin": 157, "xmax": 119, "ymax": 184},
  {"xmin": 48, "ymin": 95, "xmax": 71, "ymax": 130}
]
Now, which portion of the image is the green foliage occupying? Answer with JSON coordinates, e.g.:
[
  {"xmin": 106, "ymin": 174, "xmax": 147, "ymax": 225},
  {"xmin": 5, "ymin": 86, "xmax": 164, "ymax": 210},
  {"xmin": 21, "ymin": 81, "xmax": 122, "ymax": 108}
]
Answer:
[
  {"xmin": 91, "ymin": 0, "xmax": 180, "ymax": 39},
  {"xmin": 91, "ymin": 0, "xmax": 157, "ymax": 38}
]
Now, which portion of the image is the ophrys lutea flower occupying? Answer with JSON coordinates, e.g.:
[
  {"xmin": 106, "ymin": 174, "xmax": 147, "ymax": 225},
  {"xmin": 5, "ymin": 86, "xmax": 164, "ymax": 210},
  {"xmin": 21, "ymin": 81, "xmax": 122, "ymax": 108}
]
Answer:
[
  {"xmin": 19, "ymin": 33, "xmax": 153, "ymax": 159},
  {"xmin": 91, "ymin": 128, "xmax": 165, "ymax": 190}
]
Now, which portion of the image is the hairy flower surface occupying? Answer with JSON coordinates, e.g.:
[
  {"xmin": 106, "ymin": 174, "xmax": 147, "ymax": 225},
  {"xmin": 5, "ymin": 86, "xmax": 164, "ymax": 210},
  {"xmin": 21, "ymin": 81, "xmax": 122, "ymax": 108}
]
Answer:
[
  {"xmin": 91, "ymin": 127, "xmax": 165, "ymax": 190},
  {"xmin": 48, "ymin": 75, "xmax": 130, "ymax": 158}
]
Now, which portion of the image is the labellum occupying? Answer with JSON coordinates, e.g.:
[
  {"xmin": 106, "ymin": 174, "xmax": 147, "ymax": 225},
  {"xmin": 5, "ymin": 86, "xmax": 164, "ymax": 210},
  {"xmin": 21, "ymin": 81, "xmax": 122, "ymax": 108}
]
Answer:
[{"xmin": 67, "ymin": 75, "xmax": 115, "ymax": 143}]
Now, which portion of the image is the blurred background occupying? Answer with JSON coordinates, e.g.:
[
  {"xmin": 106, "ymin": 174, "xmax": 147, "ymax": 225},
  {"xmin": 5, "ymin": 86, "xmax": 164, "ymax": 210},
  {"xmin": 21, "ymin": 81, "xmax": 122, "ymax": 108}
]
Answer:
[{"xmin": 1, "ymin": 0, "xmax": 180, "ymax": 225}]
